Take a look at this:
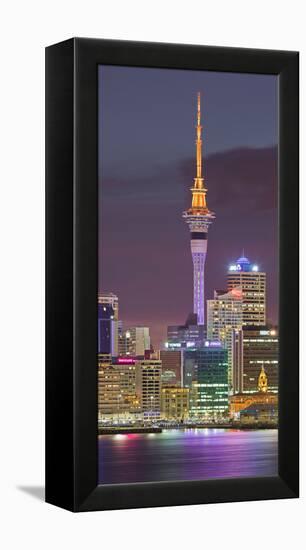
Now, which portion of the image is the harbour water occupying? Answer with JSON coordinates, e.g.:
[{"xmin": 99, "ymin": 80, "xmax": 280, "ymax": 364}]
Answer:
[{"xmin": 98, "ymin": 428, "xmax": 278, "ymax": 484}]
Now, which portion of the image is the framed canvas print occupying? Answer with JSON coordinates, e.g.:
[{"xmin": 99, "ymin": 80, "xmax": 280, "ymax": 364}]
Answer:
[{"xmin": 46, "ymin": 38, "xmax": 299, "ymax": 511}]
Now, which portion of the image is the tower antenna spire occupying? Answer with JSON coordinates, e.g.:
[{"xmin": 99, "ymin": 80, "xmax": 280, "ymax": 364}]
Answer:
[{"xmin": 196, "ymin": 92, "xmax": 203, "ymax": 183}]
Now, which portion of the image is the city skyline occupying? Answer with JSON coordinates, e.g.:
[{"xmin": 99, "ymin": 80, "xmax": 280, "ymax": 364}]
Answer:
[{"xmin": 99, "ymin": 65, "xmax": 278, "ymax": 348}]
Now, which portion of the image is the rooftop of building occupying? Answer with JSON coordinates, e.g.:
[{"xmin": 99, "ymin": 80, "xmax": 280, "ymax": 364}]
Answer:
[{"xmin": 228, "ymin": 253, "xmax": 262, "ymax": 273}]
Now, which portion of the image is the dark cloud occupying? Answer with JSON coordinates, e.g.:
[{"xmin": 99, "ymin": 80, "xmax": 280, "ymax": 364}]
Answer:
[
  {"xmin": 180, "ymin": 146, "xmax": 277, "ymax": 212},
  {"xmin": 99, "ymin": 146, "xmax": 278, "ymax": 348}
]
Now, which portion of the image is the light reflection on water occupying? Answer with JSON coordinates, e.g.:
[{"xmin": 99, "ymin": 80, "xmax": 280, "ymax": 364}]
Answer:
[{"xmin": 98, "ymin": 428, "xmax": 278, "ymax": 485}]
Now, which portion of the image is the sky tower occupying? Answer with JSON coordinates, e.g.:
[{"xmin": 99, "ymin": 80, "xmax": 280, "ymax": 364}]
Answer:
[{"xmin": 183, "ymin": 93, "xmax": 215, "ymax": 325}]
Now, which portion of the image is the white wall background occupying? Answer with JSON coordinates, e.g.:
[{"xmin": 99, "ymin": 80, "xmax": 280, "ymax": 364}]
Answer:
[{"xmin": 0, "ymin": 1, "xmax": 303, "ymax": 548}]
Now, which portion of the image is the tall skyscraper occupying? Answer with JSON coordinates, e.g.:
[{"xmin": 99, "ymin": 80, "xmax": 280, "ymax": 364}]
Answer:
[
  {"xmin": 207, "ymin": 288, "xmax": 243, "ymax": 342},
  {"xmin": 183, "ymin": 93, "xmax": 215, "ymax": 326},
  {"xmin": 98, "ymin": 292, "xmax": 119, "ymax": 355},
  {"xmin": 207, "ymin": 287, "xmax": 243, "ymax": 391},
  {"xmin": 98, "ymin": 303, "xmax": 116, "ymax": 355},
  {"xmin": 98, "ymin": 292, "xmax": 119, "ymax": 320},
  {"xmin": 227, "ymin": 254, "xmax": 266, "ymax": 326}
]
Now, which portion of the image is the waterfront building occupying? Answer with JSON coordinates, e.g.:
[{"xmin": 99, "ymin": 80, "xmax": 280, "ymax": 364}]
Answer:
[
  {"xmin": 161, "ymin": 386, "xmax": 190, "ymax": 421},
  {"xmin": 227, "ymin": 254, "xmax": 266, "ymax": 326},
  {"xmin": 136, "ymin": 360, "xmax": 162, "ymax": 420},
  {"xmin": 124, "ymin": 326, "xmax": 151, "ymax": 357},
  {"xmin": 207, "ymin": 287, "xmax": 243, "ymax": 392},
  {"xmin": 239, "ymin": 402, "xmax": 278, "ymax": 423},
  {"xmin": 98, "ymin": 356, "xmax": 140, "ymax": 421},
  {"xmin": 243, "ymin": 326, "xmax": 278, "ymax": 393},
  {"xmin": 229, "ymin": 366, "xmax": 278, "ymax": 423},
  {"xmin": 159, "ymin": 349, "xmax": 183, "ymax": 386},
  {"xmin": 182, "ymin": 93, "xmax": 215, "ymax": 326},
  {"xmin": 184, "ymin": 343, "xmax": 229, "ymax": 419}
]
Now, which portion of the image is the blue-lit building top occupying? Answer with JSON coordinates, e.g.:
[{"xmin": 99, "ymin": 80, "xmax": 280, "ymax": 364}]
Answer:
[{"xmin": 228, "ymin": 254, "xmax": 259, "ymax": 273}]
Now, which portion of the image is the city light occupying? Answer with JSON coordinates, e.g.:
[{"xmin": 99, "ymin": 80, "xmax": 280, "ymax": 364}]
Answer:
[
  {"xmin": 97, "ymin": 93, "xmax": 277, "ymax": 438},
  {"xmin": 204, "ymin": 341, "xmax": 222, "ymax": 347}
]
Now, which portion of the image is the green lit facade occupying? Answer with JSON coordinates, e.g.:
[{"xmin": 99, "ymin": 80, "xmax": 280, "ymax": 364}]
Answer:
[{"xmin": 184, "ymin": 346, "xmax": 229, "ymax": 418}]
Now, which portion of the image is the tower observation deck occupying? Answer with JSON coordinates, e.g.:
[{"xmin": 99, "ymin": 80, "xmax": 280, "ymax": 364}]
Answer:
[{"xmin": 182, "ymin": 93, "xmax": 215, "ymax": 325}]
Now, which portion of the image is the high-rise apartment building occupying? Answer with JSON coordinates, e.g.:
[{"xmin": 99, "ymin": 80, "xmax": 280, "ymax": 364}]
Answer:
[{"xmin": 227, "ymin": 255, "xmax": 266, "ymax": 326}]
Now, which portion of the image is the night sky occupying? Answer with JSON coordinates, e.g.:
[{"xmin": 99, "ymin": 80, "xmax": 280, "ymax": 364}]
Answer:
[{"xmin": 98, "ymin": 66, "xmax": 278, "ymax": 349}]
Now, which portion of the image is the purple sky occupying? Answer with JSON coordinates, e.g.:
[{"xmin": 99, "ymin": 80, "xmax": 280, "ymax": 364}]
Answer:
[{"xmin": 98, "ymin": 66, "xmax": 278, "ymax": 349}]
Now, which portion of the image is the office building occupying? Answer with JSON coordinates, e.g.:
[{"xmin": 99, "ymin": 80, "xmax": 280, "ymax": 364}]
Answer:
[
  {"xmin": 243, "ymin": 327, "xmax": 278, "ymax": 393},
  {"xmin": 227, "ymin": 254, "xmax": 266, "ymax": 326},
  {"xmin": 207, "ymin": 287, "xmax": 243, "ymax": 391},
  {"xmin": 97, "ymin": 303, "xmax": 118, "ymax": 355},
  {"xmin": 161, "ymin": 387, "xmax": 189, "ymax": 421},
  {"xmin": 167, "ymin": 313, "xmax": 206, "ymax": 349},
  {"xmin": 97, "ymin": 293, "xmax": 119, "ymax": 356},
  {"xmin": 159, "ymin": 349, "xmax": 183, "ymax": 386},
  {"xmin": 98, "ymin": 356, "xmax": 140, "ymax": 421},
  {"xmin": 136, "ymin": 360, "xmax": 162, "ymax": 420},
  {"xmin": 98, "ymin": 292, "xmax": 119, "ymax": 320},
  {"xmin": 184, "ymin": 343, "xmax": 229, "ymax": 418},
  {"xmin": 124, "ymin": 326, "xmax": 150, "ymax": 357}
]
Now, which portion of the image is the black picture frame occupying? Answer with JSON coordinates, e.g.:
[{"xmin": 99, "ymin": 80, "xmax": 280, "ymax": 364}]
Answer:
[{"xmin": 45, "ymin": 37, "xmax": 299, "ymax": 512}]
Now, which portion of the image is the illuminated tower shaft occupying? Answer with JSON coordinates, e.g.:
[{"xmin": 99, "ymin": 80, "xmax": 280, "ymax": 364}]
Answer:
[{"xmin": 183, "ymin": 93, "xmax": 215, "ymax": 325}]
